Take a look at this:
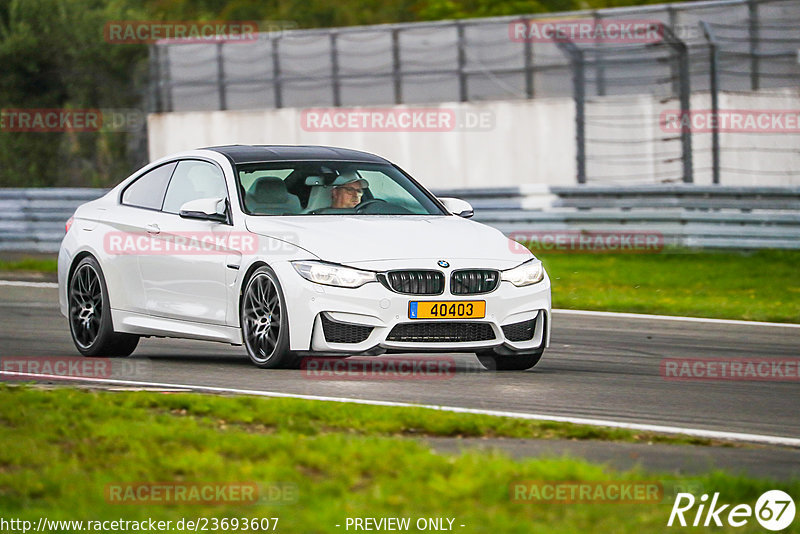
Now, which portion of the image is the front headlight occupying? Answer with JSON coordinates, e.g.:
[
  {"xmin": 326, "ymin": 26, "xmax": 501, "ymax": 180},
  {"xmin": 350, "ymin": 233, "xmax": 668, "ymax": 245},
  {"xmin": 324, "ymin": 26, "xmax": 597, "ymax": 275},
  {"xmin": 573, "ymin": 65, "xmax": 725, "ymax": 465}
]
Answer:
[
  {"xmin": 292, "ymin": 261, "xmax": 376, "ymax": 288},
  {"xmin": 501, "ymin": 259, "xmax": 544, "ymax": 287}
]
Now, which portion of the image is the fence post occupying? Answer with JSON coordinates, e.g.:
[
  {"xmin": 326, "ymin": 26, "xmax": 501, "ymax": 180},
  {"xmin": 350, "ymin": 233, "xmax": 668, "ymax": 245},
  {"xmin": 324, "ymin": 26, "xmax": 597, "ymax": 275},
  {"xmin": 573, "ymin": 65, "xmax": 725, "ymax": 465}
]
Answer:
[
  {"xmin": 748, "ymin": 0, "xmax": 760, "ymax": 90},
  {"xmin": 593, "ymin": 12, "xmax": 606, "ymax": 96},
  {"xmin": 667, "ymin": 6, "xmax": 680, "ymax": 96},
  {"xmin": 556, "ymin": 39, "xmax": 586, "ymax": 185},
  {"xmin": 662, "ymin": 25, "xmax": 693, "ymax": 184},
  {"xmin": 330, "ymin": 32, "xmax": 341, "ymax": 107},
  {"xmin": 147, "ymin": 45, "xmax": 161, "ymax": 113},
  {"xmin": 392, "ymin": 28, "xmax": 403, "ymax": 104},
  {"xmin": 523, "ymin": 18, "xmax": 534, "ymax": 98},
  {"xmin": 574, "ymin": 50, "xmax": 587, "ymax": 185},
  {"xmin": 272, "ymin": 36, "xmax": 283, "ymax": 108},
  {"xmin": 216, "ymin": 42, "xmax": 227, "ymax": 111},
  {"xmin": 163, "ymin": 46, "xmax": 173, "ymax": 112},
  {"xmin": 701, "ymin": 21, "xmax": 721, "ymax": 185},
  {"xmin": 457, "ymin": 22, "xmax": 468, "ymax": 102}
]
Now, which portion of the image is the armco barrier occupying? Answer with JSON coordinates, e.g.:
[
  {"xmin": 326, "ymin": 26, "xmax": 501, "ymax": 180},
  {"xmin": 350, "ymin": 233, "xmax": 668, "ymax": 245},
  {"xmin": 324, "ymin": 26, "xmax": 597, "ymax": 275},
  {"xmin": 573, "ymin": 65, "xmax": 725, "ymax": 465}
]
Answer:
[
  {"xmin": 437, "ymin": 185, "xmax": 800, "ymax": 250},
  {"xmin": 0, "ymin": 186, "xmax": 798, "ymax": 252},
  {"xmin": 0, "ymin": 189, "xmax": 107, "ymax": 252}
]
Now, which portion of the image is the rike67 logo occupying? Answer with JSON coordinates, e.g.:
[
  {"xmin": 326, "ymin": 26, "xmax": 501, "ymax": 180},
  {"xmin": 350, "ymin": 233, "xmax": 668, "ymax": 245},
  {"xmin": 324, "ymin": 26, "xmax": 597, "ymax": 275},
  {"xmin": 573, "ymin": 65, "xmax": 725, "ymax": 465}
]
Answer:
[{"xmin": 668, "ymin": 490, "xmax": 795, "ymax": 531}]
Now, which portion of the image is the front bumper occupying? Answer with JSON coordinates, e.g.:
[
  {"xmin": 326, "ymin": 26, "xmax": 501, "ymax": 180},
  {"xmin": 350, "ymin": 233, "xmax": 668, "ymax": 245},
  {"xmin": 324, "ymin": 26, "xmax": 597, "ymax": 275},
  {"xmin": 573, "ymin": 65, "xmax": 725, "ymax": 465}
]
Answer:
[{"xmin": 274, "ymin": 262, "xmax": 551, "ymax": 354}]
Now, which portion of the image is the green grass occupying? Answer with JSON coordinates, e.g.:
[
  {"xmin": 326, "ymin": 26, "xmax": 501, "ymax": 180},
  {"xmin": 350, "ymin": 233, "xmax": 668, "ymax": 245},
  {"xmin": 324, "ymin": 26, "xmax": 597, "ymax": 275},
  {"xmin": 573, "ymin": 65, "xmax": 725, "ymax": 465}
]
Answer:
[
  {"xmin": 0, "ymin": 385, "xmax": 716, "ymax": 446},
  {"xmin": 538, "ymin": 249, "xmax": 800, "ymax": 323},
  {"xmin": 0, "ymin": 257, "xmax": 58, "ymax": 272},
  {"xmin": 1, "ymin": 386, "xmax": 796, "ymax": 533}
]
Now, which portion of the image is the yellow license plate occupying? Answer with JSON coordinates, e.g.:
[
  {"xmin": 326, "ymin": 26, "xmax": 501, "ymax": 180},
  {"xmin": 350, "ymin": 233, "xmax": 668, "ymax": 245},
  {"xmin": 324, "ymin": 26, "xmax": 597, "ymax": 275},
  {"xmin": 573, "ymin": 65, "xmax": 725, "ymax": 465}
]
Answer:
[{"xmin": 409, "ymin": 301, "xmax": 486, "ymax": 319}]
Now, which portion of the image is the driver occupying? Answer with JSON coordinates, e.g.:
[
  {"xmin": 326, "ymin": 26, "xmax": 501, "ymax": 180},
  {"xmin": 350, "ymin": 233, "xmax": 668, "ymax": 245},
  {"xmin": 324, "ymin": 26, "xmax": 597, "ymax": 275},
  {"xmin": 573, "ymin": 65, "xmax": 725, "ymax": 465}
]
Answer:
[{"xmin": 330, "ymin": 173, "xmax": 369, "ymax": 209}]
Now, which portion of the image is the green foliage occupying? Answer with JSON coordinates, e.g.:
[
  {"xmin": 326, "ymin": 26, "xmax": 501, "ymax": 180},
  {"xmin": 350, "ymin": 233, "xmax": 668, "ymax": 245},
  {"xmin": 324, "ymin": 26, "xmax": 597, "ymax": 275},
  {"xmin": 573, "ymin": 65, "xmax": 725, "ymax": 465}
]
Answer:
[
  {"xmin": 0, "ymin": 0, "xmax": 694, "ymax": 187},
  {"xmin": 0, "ymin": 0, "xmax": 149, "ymax": 187}
]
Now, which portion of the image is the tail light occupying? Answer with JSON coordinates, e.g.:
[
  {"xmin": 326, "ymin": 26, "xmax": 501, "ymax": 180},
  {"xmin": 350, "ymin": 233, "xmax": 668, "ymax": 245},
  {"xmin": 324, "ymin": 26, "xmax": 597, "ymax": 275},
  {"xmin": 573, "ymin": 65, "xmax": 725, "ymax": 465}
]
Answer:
[{"xmin": 65, "ymin": 216, "xmax": 74, "ymax": 233}]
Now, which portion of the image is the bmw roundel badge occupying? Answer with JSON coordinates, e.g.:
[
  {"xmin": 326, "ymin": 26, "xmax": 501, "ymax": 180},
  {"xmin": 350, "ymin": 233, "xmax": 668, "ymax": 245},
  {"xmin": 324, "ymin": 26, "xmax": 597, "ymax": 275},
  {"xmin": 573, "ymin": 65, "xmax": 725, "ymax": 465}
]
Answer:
[{"xmin": 437, "ymin": 260, "xmax": 450, "ymax": 268}]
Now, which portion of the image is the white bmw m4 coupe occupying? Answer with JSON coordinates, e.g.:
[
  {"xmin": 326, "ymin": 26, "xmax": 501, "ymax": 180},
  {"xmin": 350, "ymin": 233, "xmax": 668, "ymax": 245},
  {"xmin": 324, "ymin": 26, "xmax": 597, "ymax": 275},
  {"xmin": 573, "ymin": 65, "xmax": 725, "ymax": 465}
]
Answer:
[{"xmin": 58, "ymin": 145, "xmax": 551, "ymax": 370}]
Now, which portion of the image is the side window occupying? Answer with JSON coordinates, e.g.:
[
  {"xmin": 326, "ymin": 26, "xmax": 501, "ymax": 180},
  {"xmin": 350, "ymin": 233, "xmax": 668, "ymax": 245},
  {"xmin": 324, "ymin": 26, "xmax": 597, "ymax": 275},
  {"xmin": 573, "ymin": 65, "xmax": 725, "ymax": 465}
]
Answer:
[
  {"xmin": 162, "ymin": 160, "xmax": 228, "ymax": 214},
  {"xmin": 121, "ymin": 162, "xmax": 177, "ymax": 210}
]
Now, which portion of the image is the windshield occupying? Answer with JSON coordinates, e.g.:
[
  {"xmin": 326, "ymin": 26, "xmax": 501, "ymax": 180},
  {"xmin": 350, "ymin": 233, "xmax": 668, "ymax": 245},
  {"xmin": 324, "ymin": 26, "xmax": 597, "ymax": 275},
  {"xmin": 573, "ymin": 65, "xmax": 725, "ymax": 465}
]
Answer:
[{"xmin": 236, "ymin": 161, "xmax": 446, "ymax": 216}]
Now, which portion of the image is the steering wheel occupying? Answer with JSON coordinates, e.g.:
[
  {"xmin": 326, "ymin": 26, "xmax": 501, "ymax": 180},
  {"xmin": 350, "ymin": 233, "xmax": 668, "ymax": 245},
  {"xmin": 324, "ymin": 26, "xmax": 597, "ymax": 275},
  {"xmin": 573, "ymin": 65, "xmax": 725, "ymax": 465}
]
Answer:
[{"xmin": 354, "ymin": 198, "xmax": 387, "ymax": 213}]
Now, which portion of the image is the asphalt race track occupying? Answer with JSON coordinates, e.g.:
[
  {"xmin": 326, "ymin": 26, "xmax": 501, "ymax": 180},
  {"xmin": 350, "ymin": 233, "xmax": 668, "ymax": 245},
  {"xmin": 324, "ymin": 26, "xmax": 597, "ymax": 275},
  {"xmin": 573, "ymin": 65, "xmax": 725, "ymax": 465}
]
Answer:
[{"xmin": 2, "ymin": 283, "xmax": 799, "ymax": 478}]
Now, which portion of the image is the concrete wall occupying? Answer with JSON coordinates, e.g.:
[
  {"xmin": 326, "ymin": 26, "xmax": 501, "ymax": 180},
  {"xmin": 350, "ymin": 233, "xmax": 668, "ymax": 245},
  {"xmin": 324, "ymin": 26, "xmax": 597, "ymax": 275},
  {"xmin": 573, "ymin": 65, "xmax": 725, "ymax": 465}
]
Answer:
[
  {"xmin": 147, "ymin": 98, "xmax": 576, "ymax": 189},
  {"xmin": 147, "ymin": 89, "xmax": 800, "ymax": 189}
]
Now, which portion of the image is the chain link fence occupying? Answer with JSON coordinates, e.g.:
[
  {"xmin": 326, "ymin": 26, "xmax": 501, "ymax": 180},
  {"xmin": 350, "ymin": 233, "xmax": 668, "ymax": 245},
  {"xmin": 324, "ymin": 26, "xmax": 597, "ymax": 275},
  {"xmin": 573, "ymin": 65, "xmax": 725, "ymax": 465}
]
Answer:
[{"xmin": 149, "ymin": 0, "xmax": 800, "ymax": 186}]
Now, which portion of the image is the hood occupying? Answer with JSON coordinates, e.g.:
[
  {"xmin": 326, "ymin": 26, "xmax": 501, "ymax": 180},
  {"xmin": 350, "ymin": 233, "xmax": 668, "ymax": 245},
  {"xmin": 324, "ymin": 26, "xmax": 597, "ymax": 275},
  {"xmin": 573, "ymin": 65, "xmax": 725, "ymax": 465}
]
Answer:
[{"xmin": 244, "ymin": 215, "xmax": 532, "ymax": 269}]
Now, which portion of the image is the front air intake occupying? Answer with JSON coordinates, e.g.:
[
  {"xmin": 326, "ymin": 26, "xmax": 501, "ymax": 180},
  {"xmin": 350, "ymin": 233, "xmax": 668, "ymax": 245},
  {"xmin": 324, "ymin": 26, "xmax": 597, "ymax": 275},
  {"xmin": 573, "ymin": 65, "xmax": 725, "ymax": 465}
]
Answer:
[
  {"xmin": 386, "ymin": 322, "xmax": 495, "ymax": 343},
  {"xmin": 321, "ymin": 314, "xmax": 373, "ymax": 344},
  {"xmin": 501, "ymin": 317, "xmax": 537, "ymax": 342}
]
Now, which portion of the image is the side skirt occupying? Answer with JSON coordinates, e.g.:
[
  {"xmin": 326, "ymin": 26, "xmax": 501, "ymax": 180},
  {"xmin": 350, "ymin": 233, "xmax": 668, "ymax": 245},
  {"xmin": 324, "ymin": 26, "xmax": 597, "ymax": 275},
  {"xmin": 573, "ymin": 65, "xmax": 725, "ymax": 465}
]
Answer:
[{"xmin": 112, "ymin": 309, "xmax": 243, "ymax": 345}]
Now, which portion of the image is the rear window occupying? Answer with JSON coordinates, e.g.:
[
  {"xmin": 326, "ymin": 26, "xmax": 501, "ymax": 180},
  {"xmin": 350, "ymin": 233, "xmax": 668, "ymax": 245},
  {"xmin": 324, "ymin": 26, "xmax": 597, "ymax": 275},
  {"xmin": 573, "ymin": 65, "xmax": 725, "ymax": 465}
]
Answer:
[{"xmin": 121, "ymin": 162, "xmax": 177, "ymax": 210}]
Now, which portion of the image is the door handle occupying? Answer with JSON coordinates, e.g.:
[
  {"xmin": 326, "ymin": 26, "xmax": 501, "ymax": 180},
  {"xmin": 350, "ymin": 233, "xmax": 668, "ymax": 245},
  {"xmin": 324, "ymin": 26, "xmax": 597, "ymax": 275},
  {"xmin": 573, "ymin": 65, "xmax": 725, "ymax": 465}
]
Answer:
[{"xmin": 145, "ymin": 223, "xmax": 160, "ymax": 235}]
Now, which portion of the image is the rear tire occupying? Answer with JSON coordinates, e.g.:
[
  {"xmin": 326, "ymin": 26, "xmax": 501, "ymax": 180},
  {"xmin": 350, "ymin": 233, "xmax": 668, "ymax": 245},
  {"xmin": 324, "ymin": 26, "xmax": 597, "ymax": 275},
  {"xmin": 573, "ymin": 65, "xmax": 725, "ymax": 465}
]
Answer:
[
  {"xmin": 477, "ymin": 350, "xmax": 543, "ymax": 371},
  {"xmin": 241, "ymin": 266, "xmax": 298, "ymax": 369},
  {"xmin": 68, "ymin": 256, "xmax": 139, "ymax": 357}
]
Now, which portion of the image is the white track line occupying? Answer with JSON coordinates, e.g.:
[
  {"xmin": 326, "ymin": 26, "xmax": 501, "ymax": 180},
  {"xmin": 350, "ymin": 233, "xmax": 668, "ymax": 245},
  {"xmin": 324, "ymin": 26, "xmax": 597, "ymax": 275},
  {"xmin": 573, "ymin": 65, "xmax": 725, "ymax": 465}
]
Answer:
[
  {"xmin": 553, "ymin": 309, "xmax": 800, "ymax": 328},
  {"xmin": 0, "ymin": 280, "xmax": 58, "ymax": 288},
  {"xmin": 1, "ymin": 280, "xmax": 798, "ymax": 328},
  {"xmin": 2, "ymin": 371, "xmax": 799, "ymax": 448}
]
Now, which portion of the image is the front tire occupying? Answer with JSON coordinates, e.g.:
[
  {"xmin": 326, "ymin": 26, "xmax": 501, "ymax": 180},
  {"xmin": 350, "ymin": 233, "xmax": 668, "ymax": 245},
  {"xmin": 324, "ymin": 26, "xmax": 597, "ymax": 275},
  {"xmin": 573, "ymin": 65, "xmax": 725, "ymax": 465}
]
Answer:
[
  {"xmin": 477, "ymin": 350, "xmax": 543, "ymax": 371},
  {"xmin": 68, "ymin": 256, "xmax": 139, "ymax": 357},
  {"xmin": 241, "ymin": 266, "xmax": 297, "ymax": 369}
]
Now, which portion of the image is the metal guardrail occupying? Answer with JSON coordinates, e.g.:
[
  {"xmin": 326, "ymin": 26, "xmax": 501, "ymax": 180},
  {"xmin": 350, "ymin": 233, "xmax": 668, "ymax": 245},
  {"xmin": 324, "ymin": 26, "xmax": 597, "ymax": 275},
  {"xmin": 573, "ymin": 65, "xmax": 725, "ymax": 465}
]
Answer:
[
  {"xmin": 0, "ymin": 189, "xmax": 106, "ymax": 252},
  {"xmin": 436, "ymin": 185, "xmax": 800, "ymax": 250},
  {"xmin": 1, "ymin": 187, "xmax": 798, "ymax": 252},
  {"xmin": 550, "ymin": 186, "xmax": 800, "ymax": 211}
]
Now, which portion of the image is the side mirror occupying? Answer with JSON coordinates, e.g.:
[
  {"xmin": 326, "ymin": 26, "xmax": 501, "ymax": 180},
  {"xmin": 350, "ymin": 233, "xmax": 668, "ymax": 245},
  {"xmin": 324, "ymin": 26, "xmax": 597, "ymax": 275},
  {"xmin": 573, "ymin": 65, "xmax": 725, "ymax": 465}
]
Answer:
[
  {"xmin": 439, "ymin": 197, "xmax": 474, "ymax": 218},
  {"xmin": 179, "ymin": 197, "xmax": 228, "ymax": 223}
]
